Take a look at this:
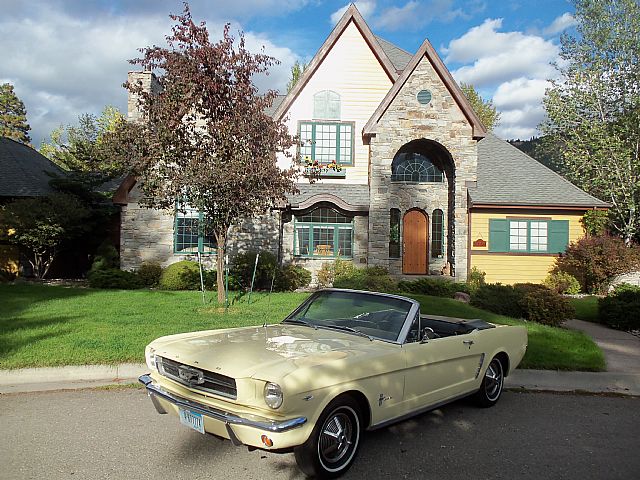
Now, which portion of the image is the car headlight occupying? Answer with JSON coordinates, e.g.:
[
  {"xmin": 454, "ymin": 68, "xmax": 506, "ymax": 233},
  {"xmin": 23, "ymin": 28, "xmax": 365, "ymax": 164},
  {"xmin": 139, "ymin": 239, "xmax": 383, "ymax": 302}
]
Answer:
[
  {"xmin": 145, "ymin": 346, "xmax": 157, "ymax": 371},
  {"xmin": 264, "ymin": 382, "xmax": 283, "ymax": 409}
]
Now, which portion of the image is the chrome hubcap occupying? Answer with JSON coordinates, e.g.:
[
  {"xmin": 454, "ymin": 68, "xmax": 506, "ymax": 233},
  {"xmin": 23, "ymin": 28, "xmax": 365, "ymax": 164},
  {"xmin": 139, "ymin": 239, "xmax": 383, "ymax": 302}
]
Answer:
[
  {"xmin": 319, "ymin": 412, "xmax": 353, "ymax": 464},
  {"xmin": 485, "ymin": 360, "xmax": 503, "ymax": 401}
]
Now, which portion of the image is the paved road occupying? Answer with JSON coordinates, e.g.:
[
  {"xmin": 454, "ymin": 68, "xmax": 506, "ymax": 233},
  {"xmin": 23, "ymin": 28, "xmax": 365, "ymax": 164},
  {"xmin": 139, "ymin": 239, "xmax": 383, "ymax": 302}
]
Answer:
[{"xmin": 1, "ymin": 388, "xmax": 638, "ymax": 480}]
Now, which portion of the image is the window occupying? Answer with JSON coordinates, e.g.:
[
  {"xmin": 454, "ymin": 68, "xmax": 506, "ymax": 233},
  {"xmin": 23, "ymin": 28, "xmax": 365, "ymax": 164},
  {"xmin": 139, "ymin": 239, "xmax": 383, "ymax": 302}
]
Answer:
[
  {"xmin": 313, "ymin": 90, "xmax": 340, "ymax": 119},
  {"xmin": 489, "ymin": 219, "xmax": 569, "ymax": 254},
  {"xmin": 174, "ymin": 206, "xmax": 216, "ymax": 254},
  {"xmin": 391, "ymin": 152, "xmax": 443, "ymax": 182},
  {"xmin": 389, "ymin": 208, "xmax": 401, "ymax": 258},
  {"xmin": 431, "ymin": 209, "xmax": 444, "ymax": 257},
  {"xmin": 299, "ymin": 121, "xmax": 354, "ymax": 165},
  {"xmin": 294, "ymin": 207, "xmax": 353, "ymax": 258}
]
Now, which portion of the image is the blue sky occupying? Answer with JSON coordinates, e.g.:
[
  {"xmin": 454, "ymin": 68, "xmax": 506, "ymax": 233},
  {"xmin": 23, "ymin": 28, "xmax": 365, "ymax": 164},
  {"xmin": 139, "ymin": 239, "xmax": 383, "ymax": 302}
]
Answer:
[{"xmin": 0, "ymin": 0, "xmax": 577, "ymax": 145}]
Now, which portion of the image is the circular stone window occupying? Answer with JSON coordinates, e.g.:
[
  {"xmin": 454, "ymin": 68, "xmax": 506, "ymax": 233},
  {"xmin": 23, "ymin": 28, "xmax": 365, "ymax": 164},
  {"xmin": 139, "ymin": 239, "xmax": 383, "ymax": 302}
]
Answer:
[{"xmin": 417, "ymin": 89, "xmax": 432, "ymax": 105}]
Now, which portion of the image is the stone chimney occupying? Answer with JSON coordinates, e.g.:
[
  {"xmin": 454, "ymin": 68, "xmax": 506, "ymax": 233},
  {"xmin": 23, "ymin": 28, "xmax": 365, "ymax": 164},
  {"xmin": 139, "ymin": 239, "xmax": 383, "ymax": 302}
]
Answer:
[{"xmin": 126, "ymin": 71, "xmax": 160, "ymax": 122}]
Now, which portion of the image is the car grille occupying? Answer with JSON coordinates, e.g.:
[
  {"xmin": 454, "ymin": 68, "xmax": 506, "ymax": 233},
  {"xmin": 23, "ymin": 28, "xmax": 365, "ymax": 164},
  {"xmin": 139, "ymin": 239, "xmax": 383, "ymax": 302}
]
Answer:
[{"xmin": 156, "ymin": 356, "xmax": 237, "ymax": 399}]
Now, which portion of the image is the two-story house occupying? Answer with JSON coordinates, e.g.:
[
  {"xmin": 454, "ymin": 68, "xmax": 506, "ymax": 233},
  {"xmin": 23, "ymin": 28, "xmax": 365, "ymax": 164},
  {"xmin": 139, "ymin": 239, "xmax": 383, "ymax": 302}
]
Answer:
[{"xmin": 114, "ymin": 5, "xmax": 608, "ymax": 284}]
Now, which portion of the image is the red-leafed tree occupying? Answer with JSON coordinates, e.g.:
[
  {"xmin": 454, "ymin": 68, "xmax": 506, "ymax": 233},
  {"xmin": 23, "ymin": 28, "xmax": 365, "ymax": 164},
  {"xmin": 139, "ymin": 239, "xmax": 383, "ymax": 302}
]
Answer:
[{"xmin": 106, "ymin": 4, "xmax": 297, "ymax": 303}]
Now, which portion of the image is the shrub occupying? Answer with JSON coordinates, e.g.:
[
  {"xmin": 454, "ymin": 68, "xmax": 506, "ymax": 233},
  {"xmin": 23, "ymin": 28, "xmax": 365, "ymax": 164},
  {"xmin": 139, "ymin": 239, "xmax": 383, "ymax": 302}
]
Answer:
[
  {"xmin": 555, "ymin": 234, "xmax": 640, "ymax": 294},
  {"xmin": 470, "ymin": 283, "xmax": 523, "ymax": 318},
  {"xmin": 136, "ymin": 262, "xmax": 163, "ymax": 287},
  {"xmin": 159, "ymin": 260, "xmax": 201, "ymax": 290},
  {"xmin": 598, "ymin": 284, "xmax": 640, "ymax": 331},
  {"xmin": 398, "ymin": 277, "xmax": 470, "ymax": 298},
  {"xmin": 516, "ymin": 285, "xmax": 574, "ymax": 326},
  {"xmin": 467, "ymin": 267, "xmax": 486, "ymax": 294},
  {"xmin": 332, "ymin": 266, "xmax": 397, "ymax": 292},
  {"xmin": 316, "ymin": 259, "xmax": 357, "ymax": 288},
  {"xmin": 88, "ymin": 268, "xmax": 142, "ymax": 289},
  {"xmin": 89, "ymin": 241, "xmax": 119, "ymax": 274},
  {"xmin": 275, "ymin": 264, "xmax": 312, "ymax": 292},
  {"xmin": 471, "ymin": 282, "xmax": 574, "ymax": 325},
  {"xmin": 231, "ymin": 250, "xmax": 278, "ymax": 290},
  {"xmin": 543, "ymin": 271, "xmax": 581, "ymax": 295}
]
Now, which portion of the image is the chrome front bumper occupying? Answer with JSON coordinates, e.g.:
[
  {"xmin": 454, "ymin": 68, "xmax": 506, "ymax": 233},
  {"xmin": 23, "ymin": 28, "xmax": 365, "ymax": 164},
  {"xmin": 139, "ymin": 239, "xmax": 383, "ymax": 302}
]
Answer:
[{"xmin": 139, "ymin": 374, "xmax": 307, "ymax": 442}]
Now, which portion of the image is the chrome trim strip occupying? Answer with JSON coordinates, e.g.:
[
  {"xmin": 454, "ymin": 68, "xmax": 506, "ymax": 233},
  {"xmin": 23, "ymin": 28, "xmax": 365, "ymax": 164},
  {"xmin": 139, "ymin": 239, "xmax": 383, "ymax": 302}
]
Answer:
[
  {"xmin": 139, "ymin": 374, "xmax": 307, "ymax": 433},
  {"xmin": 368, "ymin": 391, "xmax": 474, "ymax": 431}
]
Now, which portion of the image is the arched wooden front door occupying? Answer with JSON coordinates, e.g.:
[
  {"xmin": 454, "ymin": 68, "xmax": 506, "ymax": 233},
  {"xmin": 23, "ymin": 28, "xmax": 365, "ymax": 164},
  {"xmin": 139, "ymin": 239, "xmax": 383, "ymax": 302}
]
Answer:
[{"xmin": 403, "ymin": 210, "xmax": 428, "ymax": 274}]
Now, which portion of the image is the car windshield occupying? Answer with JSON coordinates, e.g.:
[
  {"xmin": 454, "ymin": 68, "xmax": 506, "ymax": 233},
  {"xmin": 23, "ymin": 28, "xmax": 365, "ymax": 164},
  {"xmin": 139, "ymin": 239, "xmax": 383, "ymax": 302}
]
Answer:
[{"xmin": 284, "ymin": 290, "xmax": 413, "ymax": 342}]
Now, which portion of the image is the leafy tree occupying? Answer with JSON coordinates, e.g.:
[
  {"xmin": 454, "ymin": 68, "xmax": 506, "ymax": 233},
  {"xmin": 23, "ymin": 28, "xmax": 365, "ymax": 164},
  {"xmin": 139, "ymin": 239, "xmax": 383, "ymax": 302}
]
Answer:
[
  {"xmin": 460, "ymin": 82, "xmax": 500, "ymax": 131},
  {"xmin": 0, "ymin": 83, "xmax": 31, "ymax": 144},
  {"xmin": 286, "ymin": 61, "xmax": 307, "ymax": 93},
  {"xmin": 105, "ymin": 5, "xmax": 297, "ymax": 303},
  {"xmin": 509, "ymin": 135, "xmax": 563, "ymax": 172},
  {"xmin": 0, "ymin": 193, "xmax": 91, "ymax": 278},
  {"xmin": 541, "ymin": 0, "xmax": 640, "ymax": 244},
  {"xmin": 39, "ymin": 106, "xmax": 126, "ymax": 179}
]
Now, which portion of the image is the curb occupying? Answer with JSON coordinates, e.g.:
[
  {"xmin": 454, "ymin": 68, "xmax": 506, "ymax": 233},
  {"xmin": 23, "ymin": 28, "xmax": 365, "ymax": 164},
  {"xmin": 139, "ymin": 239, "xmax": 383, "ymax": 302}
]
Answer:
[{"xmin": 1, "ymin": 364, "xmax": 639, "ymax": 396}]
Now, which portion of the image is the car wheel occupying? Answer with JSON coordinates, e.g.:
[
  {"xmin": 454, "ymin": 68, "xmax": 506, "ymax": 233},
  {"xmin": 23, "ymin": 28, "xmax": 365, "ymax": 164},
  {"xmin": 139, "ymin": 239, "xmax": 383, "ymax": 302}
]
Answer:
[
  {"xmin": 294, "ymin": 396, "xmax": 362, "ymax": 478},
  {"xmin": 474, "ymin": 356, "xmax": 504, "ymax": 408}
]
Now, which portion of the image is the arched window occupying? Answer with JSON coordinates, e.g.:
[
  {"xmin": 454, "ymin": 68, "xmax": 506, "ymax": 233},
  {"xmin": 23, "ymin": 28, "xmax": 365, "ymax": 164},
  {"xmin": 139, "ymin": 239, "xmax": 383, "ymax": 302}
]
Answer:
[
  {"xmin": 431, "ymin": 209, "xmax": 444, "ymax": 257},
  {"xmin": 313, "ymin": 90, "xmax": 341, "ymax": 119},
  {"xmin": 389, "ymin": 208, "xmax": 401, "ymax": 258},
  {"xmin": 391, "ymin": 152, "xmax": 444, "ymax": 183},
  {"xmin": 294, "ymin": 207, "xmax": 353, "ymax": 258}
]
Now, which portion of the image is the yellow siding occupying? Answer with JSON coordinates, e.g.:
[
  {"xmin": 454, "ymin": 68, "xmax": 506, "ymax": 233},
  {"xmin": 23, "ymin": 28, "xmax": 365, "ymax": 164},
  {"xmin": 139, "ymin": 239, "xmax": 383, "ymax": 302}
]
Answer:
[
  {"xmin": 470, "ymin": 210, "xmax": 586, "ymax": 284},
  {"xmin": 279, "ymin": 21, "xmax": 393, "ymax": 184}
]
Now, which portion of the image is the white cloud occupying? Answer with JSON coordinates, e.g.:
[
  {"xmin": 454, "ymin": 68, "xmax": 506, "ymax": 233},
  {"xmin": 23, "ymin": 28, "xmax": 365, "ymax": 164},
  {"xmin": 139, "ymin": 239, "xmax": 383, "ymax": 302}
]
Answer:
[
  {"xmin": 444, "ymin": 18, "xmax": 561, "ymax": 139},
  {"xmin": 330, "ymin": 1, "xmax": 377, "ymax": 24},
  {"xmin": 543, "ymin": 12, "xmax": 577, "ymax": 36},
  {"xmin": 0, "ymin": 4, "xmax": 298, "ymax": 146},
  {"xmin": 374, "ymin": 1, "xmax": 420, "ymax": 31}
]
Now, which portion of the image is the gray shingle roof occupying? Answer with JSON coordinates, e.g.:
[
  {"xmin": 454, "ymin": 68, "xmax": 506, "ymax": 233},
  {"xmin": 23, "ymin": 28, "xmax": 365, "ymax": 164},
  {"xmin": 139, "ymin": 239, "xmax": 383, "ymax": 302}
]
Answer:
[
  {"xmin": 288, "ymin": 183, "xmax": 369, "ymax": 209},
  {"xmin": 375, "ymin": 36, "xmax": 413, "ymax": 72},
  {"xmin": 470, "ymin": 134, "xmax": 609, "ymax": 208},
  {"xmin": 265, "ymin": 94, "xmax": 286, "ymax": 118},
  {"xmin": 0, "ymin": 137, "xmax": 65, "ymax": 197}
]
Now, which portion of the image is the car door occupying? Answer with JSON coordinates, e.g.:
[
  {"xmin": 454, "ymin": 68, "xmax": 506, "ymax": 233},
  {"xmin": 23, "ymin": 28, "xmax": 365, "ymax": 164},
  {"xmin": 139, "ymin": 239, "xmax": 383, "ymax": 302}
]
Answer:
[{"xmin": 402, "ymin": 331, "xmax": 484, "ymax": 411}]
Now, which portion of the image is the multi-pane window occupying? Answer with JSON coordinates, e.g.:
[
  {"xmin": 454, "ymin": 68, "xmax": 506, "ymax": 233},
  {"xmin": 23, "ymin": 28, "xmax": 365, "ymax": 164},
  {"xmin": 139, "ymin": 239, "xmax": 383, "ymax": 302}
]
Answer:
[
  {"xmin": 489, "ymin": 219, "xmax": 569, "ymax": 254},
  {"xmin": 389, "ymin": 208, "xmax": 401, "ymax": 258},
  {"xmin": 294, "ymin": 207, "xmax": 353, "ymax": 258},
  {"xmin": 509, "ymin": 220, "xmax": 528, "ymax": 251},
  {"xmin": 529, "ymin": 221, "xmax": 548, "ymax": 252},
  {"xmin": 313, "ymin": 90, "xmax": 341, "ymax": 119},
  {"xmin": 391, "ymin": 152, "xmax": 444, "ymax": 182},
  {"xmin": 174, "ymin": 206, "xmax": 216, "ymax": 254},
  {"xmin": 431, "ymin": 209, "xmax": 444, "ymax": 257},
  {"xmin": 298, "ymin": 121, "xmax": 354, "ymax": 165}
]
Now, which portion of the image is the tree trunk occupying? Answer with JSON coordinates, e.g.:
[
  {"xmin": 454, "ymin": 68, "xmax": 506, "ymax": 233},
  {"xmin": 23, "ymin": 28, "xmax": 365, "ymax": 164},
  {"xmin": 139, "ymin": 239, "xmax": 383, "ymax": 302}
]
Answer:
[{"xmin": 216, "ymin": 232, "xmax": 226, "ymax": 305}]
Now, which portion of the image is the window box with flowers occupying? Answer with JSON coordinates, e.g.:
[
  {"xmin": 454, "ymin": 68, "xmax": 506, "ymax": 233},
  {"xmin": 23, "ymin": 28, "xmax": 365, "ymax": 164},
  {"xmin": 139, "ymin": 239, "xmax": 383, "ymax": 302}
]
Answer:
[{"xmin": 303, "ymin": 158, "xmax": 347, "ymax": 178}]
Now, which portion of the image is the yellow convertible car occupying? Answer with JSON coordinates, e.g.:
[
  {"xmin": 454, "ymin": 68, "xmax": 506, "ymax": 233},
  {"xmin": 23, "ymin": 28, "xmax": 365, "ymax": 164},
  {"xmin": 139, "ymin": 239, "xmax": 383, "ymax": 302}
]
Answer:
[{"xmin": 140, "ymin": 289, "xmax": 527, "ymax": 478}]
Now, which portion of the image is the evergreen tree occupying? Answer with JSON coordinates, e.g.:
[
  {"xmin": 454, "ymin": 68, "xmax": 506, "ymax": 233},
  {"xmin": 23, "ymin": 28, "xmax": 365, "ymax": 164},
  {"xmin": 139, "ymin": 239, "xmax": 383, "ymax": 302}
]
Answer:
[{"xmin": 0, "ymin": 83, "xmax": 31, "ymax": 144}]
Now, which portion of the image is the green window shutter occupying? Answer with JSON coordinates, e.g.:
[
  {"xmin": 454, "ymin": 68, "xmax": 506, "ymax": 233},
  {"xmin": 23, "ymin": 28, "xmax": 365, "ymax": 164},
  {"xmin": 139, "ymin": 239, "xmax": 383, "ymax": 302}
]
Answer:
[
  {"xmin": 549, "ymin": 220, "xmax": 569, "ymax": 253},
  {"xmin": 488, "ymin": 219, "xmax": 509, "ymax": 252}
]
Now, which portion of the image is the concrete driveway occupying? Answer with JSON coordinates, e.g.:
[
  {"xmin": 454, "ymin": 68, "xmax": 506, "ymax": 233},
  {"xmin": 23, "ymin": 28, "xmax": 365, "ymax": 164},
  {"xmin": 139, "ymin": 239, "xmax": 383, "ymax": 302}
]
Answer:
[{"xmin": 1, "ymin": 387, "xmax": 638, "ymax": 479}]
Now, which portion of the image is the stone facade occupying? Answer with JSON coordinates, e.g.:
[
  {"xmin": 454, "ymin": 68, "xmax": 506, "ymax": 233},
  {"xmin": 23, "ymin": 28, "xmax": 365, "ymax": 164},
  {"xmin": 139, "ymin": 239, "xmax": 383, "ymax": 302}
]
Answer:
[
  {"xmin": 120, "ymin": 184, "xmax": 280, "ymax": 271},
  {"xmin": 368, "ymin": 55, "xmax": 477, "ymax": 281}
]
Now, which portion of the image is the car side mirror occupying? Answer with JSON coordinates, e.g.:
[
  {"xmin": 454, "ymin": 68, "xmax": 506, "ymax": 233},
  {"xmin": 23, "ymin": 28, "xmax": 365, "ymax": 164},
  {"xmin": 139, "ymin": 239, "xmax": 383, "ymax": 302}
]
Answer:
[{"xmin": 420, "ymin": 327, "xmax": 436, "ymax": 344}]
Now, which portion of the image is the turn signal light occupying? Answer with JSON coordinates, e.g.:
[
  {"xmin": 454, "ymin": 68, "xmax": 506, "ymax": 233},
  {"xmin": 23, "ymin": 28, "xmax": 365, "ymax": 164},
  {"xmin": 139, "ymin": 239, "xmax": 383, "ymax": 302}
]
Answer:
[{"xmin": 261, "ymin": 435, "xmax": 273, "ymax": 447}]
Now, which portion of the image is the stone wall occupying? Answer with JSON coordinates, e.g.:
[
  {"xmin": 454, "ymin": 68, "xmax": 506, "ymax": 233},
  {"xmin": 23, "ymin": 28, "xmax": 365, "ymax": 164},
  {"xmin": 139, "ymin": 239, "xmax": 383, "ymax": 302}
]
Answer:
[
  {"xmin": 368, "ymin": 54, "xmax": 478, "ymax": 281},
  {"xmin": 119, "ymin": 185, "xmax": 280, "ymax": 271}
]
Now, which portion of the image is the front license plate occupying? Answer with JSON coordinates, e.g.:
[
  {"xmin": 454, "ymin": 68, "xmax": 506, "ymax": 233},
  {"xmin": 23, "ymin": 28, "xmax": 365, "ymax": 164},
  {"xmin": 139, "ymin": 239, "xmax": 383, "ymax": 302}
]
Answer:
[{"xmin": 179, "ymin": 408, "xmax": 205, "ymax": 434}]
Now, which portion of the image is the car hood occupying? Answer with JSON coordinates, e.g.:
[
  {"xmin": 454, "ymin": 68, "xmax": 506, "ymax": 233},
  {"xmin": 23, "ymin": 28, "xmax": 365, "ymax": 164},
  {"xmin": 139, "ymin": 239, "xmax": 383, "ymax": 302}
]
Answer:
[{"xmin": 151, "ymin": 324, "xmax": 391, "ymax": 381}]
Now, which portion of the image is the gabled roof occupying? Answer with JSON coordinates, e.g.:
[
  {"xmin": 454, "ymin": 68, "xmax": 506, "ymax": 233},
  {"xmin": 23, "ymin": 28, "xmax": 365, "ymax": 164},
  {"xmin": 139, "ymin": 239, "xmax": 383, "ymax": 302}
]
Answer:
[
  {"xmin": 470, "ymin": 134, "xmax": 609, "ymax": 208},
  {"xmin": 287, "ymin": 184, "xmax": 369, "ymax": 212},
  {"xmin": 363, "ymin": 38, "xmax": 487, "ymax": 139},
  {"xmin": 273, "ymin": 4, "xmax": 399, "ymax": 121},
  {"xmin": 0, "ymin": 137, "xmax": 64, "ymax": 197}
]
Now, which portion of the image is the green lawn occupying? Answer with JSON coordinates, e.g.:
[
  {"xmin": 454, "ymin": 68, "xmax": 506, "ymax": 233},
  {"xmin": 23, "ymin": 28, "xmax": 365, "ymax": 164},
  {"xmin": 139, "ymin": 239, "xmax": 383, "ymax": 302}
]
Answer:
[
  {"xmin": 0, "ymin": 284, "xmax": 604, "ymax": 371},
  {"xmin": 569, "ymin": 296, "xmax": 600, "ymax": 323}
]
